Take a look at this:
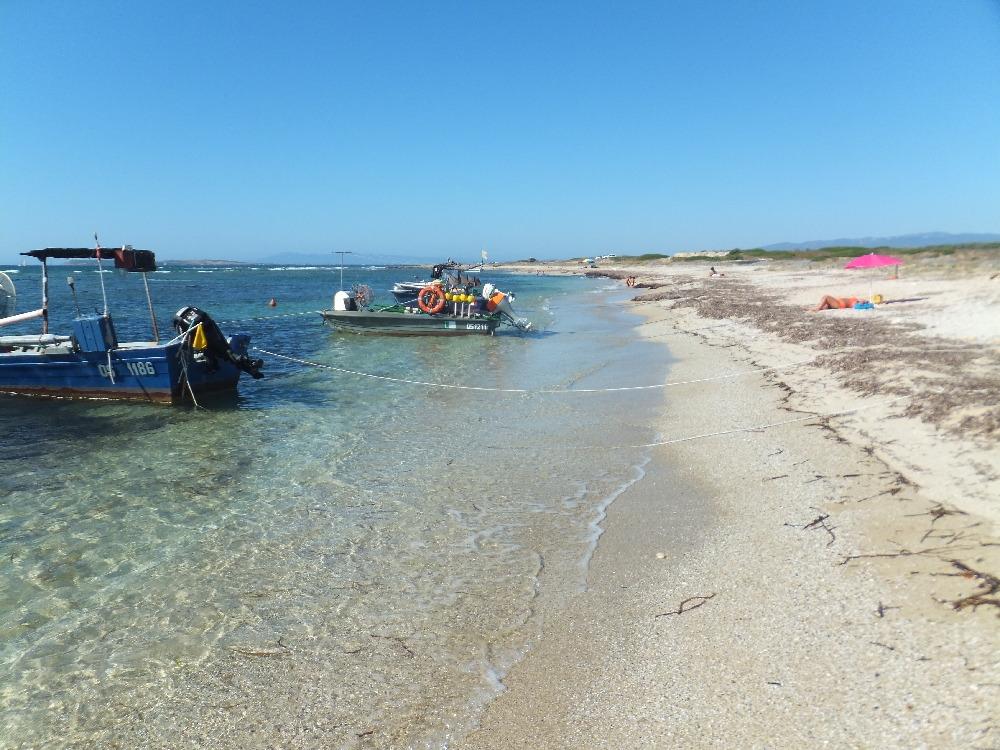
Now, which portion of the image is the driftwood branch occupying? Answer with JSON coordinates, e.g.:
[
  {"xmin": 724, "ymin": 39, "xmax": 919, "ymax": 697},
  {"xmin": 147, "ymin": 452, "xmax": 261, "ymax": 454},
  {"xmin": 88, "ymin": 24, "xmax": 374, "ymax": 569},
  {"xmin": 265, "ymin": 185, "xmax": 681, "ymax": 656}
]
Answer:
[{"xmin": 655, "ymin": 593, "xmax": 717, "ymax": 618}]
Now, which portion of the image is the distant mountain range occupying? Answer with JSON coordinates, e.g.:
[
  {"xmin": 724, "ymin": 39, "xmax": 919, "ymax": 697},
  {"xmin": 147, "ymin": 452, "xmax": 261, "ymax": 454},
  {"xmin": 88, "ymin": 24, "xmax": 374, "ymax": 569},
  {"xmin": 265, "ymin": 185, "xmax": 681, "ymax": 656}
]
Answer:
[{"xmin": 762, "ymin": 232, "xmax": 1000, "ymax": 251}]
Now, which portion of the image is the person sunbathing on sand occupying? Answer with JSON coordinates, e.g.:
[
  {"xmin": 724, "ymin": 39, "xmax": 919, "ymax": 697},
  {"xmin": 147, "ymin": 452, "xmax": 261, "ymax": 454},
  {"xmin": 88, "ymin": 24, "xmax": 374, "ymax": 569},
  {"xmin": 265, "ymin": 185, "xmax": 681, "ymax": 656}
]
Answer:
[{"xmin": 811, "ymin": 294, "xmax": 864, "ymax": 311}]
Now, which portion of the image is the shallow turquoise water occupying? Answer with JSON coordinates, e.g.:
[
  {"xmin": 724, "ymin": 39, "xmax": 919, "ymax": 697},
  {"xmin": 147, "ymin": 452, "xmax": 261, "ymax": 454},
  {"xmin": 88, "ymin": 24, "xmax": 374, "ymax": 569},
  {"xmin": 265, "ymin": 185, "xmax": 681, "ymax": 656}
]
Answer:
[{"xmin": 0, "ymin": 265, "xmax": 672, "ymax": 747}]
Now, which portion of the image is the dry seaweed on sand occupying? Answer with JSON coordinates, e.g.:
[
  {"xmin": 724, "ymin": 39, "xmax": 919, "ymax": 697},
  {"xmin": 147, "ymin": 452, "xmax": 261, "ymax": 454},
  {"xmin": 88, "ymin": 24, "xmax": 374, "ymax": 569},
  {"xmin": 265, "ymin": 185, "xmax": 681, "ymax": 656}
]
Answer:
[{"xmin": 646, "ymin": 276, "xmax": 1000, "ymax": 439}]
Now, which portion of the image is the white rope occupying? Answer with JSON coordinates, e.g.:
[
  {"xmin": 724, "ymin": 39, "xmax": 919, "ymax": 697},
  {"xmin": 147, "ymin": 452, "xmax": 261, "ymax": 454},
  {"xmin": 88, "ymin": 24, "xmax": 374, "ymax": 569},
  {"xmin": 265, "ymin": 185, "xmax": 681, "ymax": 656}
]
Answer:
[
  {"xmin": 628, "ymin": 396, "xmax": 908, "ymax": 448},
  {"xmin": 173, "ymin": 328, "xmax": 200, "ymax": 408},
  {"xmin": 460, "ymin": 396, "xmax": 909, "ymax": 452},
  {"xmin": 217, "ymin": 310, "xmax": 323, "ymax": 325},
  {"xmin": 160, "ymin": 328, "xmax": 190, "ymax": 347},
  {"xmin": 252, "ymin": 346, "xmax": 814, "ymax": 394}
]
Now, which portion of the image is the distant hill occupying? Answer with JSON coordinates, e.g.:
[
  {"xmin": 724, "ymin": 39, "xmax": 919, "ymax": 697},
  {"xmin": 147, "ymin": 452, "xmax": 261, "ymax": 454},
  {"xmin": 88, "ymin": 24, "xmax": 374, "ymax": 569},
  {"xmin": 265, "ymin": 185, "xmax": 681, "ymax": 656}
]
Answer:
[
  {"xmin": 159, "ymin": 259, "xmax": 251, "ymax": 266},
  {"xmin": 762, "ymin": 232, "xmax": 1000, "ymax": 251},
  {"xmin": 257, "ymin": 252, "xmax": 445, "ymax": 266}
]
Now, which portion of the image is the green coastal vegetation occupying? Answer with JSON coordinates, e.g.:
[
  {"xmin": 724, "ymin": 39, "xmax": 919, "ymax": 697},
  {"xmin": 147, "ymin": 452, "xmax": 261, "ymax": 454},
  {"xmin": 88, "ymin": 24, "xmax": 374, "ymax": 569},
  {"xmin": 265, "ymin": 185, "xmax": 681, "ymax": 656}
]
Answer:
[{"xmin": 591, "ymin": 242, "xmax": 1000, "ymax": 264}]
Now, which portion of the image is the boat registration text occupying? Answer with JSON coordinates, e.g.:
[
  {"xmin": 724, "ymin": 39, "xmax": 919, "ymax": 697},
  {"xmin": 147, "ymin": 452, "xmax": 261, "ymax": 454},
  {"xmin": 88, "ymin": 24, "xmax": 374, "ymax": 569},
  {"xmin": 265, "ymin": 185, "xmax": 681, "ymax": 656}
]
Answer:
[{"xmin": 98, "ymin": 361, "xmax": 156, "ymax": 378}]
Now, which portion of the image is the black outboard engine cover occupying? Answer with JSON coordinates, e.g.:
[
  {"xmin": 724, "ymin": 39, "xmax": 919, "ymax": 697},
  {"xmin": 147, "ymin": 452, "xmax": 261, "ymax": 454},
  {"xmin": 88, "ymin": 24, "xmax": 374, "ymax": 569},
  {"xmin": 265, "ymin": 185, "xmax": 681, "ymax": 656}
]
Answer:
[{"xmin": 173, "ymin": 306, "xmax": 264, "ymax": 379}]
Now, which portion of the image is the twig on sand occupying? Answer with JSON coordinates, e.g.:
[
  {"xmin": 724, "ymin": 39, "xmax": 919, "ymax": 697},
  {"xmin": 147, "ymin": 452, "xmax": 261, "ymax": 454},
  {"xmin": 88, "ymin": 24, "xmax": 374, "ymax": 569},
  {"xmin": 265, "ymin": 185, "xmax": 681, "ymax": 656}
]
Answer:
[
  {"xmin": 920, "ymin": 527, "xmax": 967, "ymax": 545},
  {"xmin": 228, "ymin": 637, "xmax": 292, "ymax": 658},
  {"xmin": 655, "ymin": 593, "xmax": 717, "ymax": 618},
  {"xmin": 855, "ymin": 486, "xmax": 905, "ymax": 503},
  {"xmin": 876, "ymin": 601, "xmax": 900, "ymax": 618},
  {"xmin": 784, "ymin": 511, "xmax": 837, "ymax": 546},
  {"xmin": 370, "ymin": 634, "xmax": 415, "ymax": 657},
  {"xmin": 905, "ymin": 503, "xmax": 966, "ymax": 526},
  {"xmin": 938, "ymin": 560, "xmax": 1000, "ymax": 614},
  {"xmin": 870, "ymin": 641, "xmax": 896, "ymax": 651},
  {"xmin": 837, "ymin": 545, "xmax": 957, "ymax": 566},
  {"xmin": 803, "ymin": 512, "xmax": 837, "ymax": 546}
]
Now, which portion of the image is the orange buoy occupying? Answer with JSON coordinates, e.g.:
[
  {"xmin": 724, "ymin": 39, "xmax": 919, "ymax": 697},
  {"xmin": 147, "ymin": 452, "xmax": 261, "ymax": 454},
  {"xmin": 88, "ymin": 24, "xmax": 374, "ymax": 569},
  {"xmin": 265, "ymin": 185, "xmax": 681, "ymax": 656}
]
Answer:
[{"xmin": 417, "ymin": 286, "xmax": 446, "ymax": 314}]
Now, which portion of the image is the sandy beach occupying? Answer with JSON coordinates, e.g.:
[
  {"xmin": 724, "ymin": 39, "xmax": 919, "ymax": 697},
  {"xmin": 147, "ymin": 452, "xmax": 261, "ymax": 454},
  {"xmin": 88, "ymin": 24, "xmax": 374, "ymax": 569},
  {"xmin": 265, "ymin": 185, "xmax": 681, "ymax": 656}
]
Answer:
[{"xmin": 463, "ymin": 251, "xmax": 999, "ymax": 748}]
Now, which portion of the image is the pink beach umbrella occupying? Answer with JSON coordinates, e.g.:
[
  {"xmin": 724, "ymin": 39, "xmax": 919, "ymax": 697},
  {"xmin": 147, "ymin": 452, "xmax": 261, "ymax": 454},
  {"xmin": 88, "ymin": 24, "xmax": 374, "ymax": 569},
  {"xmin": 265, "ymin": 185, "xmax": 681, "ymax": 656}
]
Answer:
[{"xmin": 844, "ymin": 252, "xmax": 903, "ymax": 303}]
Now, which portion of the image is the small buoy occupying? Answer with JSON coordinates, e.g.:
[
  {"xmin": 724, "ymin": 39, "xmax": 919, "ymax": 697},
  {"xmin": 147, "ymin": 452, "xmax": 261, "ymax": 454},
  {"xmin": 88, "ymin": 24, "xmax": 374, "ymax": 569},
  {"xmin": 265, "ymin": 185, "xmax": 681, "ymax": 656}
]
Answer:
[{"xmin": 267, "ymin": 298, "xmax": 277, "ymax": 307}]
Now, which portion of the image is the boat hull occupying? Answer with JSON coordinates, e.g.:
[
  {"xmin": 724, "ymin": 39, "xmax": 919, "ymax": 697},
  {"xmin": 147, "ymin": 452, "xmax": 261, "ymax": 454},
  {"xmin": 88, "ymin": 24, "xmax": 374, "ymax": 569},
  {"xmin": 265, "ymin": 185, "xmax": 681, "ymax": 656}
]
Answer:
[
  {"xmin": 0, "ymin": 338, "xmax": 249, "ymax": 404},
  {"xmin": 321, "ymin": 310, "xmax": 500, "ymax": 336}
]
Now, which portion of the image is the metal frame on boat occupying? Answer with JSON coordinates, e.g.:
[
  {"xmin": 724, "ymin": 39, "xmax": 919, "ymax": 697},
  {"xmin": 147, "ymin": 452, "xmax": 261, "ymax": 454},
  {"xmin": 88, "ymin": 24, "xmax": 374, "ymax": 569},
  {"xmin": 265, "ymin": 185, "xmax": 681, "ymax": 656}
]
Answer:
[{"xmin": 390, "ymin": 261, "xmax": 480, "ymax": 303}]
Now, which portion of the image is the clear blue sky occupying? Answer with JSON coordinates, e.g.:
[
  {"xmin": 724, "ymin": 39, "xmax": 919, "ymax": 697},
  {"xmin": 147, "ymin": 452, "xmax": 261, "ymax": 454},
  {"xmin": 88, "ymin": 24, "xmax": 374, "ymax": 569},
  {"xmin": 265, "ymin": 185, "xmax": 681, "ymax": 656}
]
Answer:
[{"xmin": 2, "ymin": 0, "xmax": 999, "ymax": 262}]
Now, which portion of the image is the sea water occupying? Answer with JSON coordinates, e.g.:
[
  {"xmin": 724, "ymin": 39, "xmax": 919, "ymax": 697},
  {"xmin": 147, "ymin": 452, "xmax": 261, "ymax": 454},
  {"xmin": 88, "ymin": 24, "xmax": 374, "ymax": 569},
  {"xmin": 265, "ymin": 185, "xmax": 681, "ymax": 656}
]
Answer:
[{"xmin": 0, "ymin": 265, "xmax": 672, "ymax": 748}]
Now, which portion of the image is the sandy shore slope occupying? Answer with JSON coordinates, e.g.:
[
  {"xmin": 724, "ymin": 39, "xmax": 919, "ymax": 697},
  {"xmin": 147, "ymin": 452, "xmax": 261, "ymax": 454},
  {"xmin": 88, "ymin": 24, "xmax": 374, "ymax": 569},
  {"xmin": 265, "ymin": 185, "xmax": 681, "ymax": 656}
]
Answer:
[{"xmin": 462, "ymin": 253, "xmax": 999, "ymax": 748}]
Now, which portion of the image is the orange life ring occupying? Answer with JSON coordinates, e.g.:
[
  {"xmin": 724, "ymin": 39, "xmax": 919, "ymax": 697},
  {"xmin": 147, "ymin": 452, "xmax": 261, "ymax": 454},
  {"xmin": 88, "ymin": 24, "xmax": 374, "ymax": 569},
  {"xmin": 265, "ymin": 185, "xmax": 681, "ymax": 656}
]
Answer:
[{"xmin": 417, "ymin": 285, "xmax": 446, "ymax": 314}]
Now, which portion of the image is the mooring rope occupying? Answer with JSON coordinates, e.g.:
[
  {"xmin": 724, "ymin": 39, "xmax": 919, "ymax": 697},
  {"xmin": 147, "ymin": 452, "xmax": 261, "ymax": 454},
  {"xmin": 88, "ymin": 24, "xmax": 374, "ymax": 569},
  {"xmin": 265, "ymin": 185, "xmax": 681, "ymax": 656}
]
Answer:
[
  {"xmin": 358, "ymin": 394, "xmax": 909, "ymax": 451},
  {"xmin": 217, "ymin": 310, "xmax": 323, "ymax": 325},
  {"xmin": 173, "ymin": 327, "xmax": 201, "ymax": 408},
  {"xmin": 627, "ymin": 396, "xmax": 908, "ymax": 449},
  {"xmin": 252, "ymin": 346, "xmax": 814, "ymax": 394}
]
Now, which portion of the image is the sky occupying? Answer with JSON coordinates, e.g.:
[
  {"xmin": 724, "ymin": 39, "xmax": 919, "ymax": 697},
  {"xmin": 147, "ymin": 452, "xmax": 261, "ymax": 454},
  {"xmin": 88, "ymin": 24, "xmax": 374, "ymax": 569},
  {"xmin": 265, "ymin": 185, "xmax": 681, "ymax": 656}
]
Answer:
[{"xmin": 1, "ymin": 0, "xmax": 999, "ymax": 262}]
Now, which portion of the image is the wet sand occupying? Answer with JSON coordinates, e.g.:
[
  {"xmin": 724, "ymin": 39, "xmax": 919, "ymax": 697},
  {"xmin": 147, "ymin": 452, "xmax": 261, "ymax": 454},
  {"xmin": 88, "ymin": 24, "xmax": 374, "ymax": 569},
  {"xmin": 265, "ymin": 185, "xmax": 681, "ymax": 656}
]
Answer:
[{"xmin": 464, "ymin": 254, "xmax": 999, "ymax": 748}]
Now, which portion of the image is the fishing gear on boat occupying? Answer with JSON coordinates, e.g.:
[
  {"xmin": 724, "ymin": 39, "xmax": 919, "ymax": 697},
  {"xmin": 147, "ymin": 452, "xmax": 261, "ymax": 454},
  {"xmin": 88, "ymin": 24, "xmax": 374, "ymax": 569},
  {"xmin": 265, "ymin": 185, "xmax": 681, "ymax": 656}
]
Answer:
[{"xmin": 324, "ymin": 273, "xmax": 531, "ymax": 335}]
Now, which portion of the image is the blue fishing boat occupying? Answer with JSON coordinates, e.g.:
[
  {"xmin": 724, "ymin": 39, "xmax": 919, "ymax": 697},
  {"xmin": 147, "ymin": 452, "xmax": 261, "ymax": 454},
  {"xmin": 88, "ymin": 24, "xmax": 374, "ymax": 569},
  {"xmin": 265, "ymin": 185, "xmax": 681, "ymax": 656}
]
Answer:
[{"xmin": 0, "ymin": 246, "xmax": 263, "ymax": 404}]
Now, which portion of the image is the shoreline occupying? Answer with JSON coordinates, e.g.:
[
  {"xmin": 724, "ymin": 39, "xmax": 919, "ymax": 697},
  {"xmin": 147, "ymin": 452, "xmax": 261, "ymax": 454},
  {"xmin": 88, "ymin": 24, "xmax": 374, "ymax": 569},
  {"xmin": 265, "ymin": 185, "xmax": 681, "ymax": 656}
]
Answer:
[{"xmin": 462, "ymin": 258, "xmax": 999, "ymax": 747}]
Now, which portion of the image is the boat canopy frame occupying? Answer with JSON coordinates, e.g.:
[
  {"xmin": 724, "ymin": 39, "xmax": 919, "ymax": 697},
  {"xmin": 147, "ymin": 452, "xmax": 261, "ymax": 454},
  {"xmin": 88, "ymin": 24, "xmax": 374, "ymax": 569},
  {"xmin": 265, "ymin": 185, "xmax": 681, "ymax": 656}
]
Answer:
[
  {"xmin": 16, "ymin": 246, "xmax": 159, "ymax": 337},
  {"xmin": 21, "ymin": 247, "xmax": 157, "ymax": 272}
]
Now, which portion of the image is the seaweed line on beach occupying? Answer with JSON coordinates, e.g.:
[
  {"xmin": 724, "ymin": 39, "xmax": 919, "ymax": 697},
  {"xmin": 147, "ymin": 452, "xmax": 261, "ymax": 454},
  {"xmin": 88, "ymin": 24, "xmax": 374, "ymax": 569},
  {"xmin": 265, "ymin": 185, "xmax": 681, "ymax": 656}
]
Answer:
[{"xmin": 628, "ymin": 274, "xmax": 1000, "ymax": 438}]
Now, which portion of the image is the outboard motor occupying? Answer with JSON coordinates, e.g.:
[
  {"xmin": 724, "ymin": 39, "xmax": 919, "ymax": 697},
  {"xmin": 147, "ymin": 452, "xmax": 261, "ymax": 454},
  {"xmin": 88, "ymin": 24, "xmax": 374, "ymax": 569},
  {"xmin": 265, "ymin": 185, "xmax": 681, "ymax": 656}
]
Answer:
[
  {"xmin": 482, "ymin": 284, "xmax": 532, "ymax": 331},
  {"xmin": 173, "ymin": 306, "xmax": 264, "ymax": 379}
]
